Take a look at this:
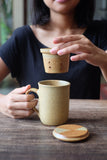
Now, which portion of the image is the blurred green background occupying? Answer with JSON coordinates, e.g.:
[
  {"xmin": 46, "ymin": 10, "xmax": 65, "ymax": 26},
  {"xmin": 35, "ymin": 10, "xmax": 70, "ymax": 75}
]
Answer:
[{"xmin": 0, "ymin": 0, "xmax": 13, "ymax": 45}]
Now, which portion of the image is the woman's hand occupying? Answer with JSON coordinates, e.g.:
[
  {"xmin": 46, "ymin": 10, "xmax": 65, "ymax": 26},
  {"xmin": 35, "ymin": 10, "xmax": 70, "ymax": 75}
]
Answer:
[
  {"xmin": 0, "ymin": 85, "xmax": 38, "ymax": 119},
  {"xmin": 50, "ymin": 34, "xmax": 107, "ymax": 68}
]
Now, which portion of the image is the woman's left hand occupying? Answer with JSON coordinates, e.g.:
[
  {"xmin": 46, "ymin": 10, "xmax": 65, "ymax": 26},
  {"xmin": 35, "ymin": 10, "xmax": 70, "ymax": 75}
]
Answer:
[{"xmin": 50, "ymin": 35, "xmax": 107, "ymax": 68}]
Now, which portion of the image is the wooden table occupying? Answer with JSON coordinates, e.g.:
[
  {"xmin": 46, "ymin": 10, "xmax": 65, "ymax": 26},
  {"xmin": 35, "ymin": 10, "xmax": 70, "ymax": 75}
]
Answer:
[{"xmin": 0, "ymin": 100, "xmax": 107, "ymax": 160}]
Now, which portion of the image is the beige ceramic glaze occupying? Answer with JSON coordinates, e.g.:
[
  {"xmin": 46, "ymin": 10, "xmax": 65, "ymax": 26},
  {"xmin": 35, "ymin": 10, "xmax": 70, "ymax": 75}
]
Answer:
[
  {"xmin": 26, "ymin": 80, "xmax": 70, "ymax": 126},
  {"xmin": 40, "ymin": 48, "xmax": 70, "ymax": 73}
]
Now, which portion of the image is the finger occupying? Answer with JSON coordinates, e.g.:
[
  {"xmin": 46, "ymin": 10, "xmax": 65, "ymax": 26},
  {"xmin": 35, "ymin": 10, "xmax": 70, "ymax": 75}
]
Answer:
[
  {"xmin": 51, "ymin": 40, "xmax": 81, "ymax": 54},
  {"xmin": 53, "ymin": 35, "xmax": 82, "ymax": 44},
  {"xmin": 9, "ymin": 109, "xmax": 34, "ymax": 119},
  {"xmin": 57, "ymin": 44, "xmax": 91, "ymax": 56},
  {"xmin": 7, "ymin": 99, "xmax": 38, "ymax": 110},
  {"xmin": 70, "ymin": 53, "xmax": 87, "ymax": 61},
  {"xmin": 51, "ymin": 36, "xmax": 88, "ymax": 54},
  {"xmin": 9, "ymin": 94, "xmax": 35, "ymax": 102},
  {"xmin": 11, "ymin": 85, "xmax": 31, "ymax": 94}
]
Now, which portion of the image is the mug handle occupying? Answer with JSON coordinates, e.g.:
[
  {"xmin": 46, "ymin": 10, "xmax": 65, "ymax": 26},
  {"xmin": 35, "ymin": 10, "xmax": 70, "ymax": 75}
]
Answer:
[{"xmin": 26, "ymin": 88, "xmax": 39, "ymax": 117}]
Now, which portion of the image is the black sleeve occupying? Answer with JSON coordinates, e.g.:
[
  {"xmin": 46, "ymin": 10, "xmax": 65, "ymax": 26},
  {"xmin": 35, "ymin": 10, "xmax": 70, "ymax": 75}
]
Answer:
[{"xmin": 0, "ymin": 27, "xmax": 24, "ymax": 78}]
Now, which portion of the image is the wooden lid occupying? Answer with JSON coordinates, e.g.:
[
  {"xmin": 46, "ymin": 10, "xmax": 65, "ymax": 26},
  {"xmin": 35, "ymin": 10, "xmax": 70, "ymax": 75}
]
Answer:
[
  {"xmin": 53, "ymin": 124, "xmax": 89, "ymax": 142},
  {"xmin": 40, "ymin": 48, "xmax": 51, "ymax": 54}
]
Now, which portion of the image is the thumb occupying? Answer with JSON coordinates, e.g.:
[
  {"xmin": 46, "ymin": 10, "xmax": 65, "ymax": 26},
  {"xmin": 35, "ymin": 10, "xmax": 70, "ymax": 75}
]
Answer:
[
  {"xmin": 24, "ymin": 85, "xmax": 31, "ymax": 92},
  {"xmin": 11, "ymin": 85, "xmax": 31, "ymax": 94}
]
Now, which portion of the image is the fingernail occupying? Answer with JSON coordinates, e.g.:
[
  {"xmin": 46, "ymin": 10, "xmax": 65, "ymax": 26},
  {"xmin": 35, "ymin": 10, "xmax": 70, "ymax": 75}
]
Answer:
[
  {"xmin": 57, "ymin": 50, "xmax": 64, "ymax": 55},
  {"xmin": 26, "ymin": 84, "xmax": 31, "ymax": 88},
  {"xmin": 50, "ymin": 47, "xmax": 58, "ymax": 54}
]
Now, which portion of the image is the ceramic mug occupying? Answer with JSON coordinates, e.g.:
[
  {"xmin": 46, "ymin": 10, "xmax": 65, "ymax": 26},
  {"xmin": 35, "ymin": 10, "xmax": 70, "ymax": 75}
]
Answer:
[{"xmin": 26, "ymin": 80, "xmax": 70, "ymax": 126}]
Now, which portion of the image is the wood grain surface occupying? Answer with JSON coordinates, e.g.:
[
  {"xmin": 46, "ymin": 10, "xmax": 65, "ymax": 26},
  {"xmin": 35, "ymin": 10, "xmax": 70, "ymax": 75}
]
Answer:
[{"xmin": 0, "ymin": 99, "xmax": 107, "ymax": 160}]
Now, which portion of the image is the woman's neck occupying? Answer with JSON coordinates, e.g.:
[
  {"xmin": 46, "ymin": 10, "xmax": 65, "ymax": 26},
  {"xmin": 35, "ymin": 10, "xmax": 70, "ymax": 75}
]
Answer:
[
  {"xmin": 48, "ymin": 11, "xmax": 77, "ymax": 35},
  {"xmin": 31, "ymin": 11, "xmax": 86, "ymax": 48}
]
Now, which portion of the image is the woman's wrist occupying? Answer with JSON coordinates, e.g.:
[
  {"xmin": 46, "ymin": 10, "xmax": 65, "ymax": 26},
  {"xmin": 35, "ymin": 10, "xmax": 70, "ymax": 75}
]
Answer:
[
  {"xmin": 99, "ymin": 51, "xmax": 107, "ymax": 82},
  {"xmin": 99, "ymin": 50, "xmax": 107, "ymax": 69}
]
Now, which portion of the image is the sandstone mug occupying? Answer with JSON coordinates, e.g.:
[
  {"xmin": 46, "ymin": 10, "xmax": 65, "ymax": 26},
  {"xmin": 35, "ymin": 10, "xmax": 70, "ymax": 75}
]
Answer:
[{"xmin": 26, "ymin": 80, "xmax": 70, "ymax": 126}]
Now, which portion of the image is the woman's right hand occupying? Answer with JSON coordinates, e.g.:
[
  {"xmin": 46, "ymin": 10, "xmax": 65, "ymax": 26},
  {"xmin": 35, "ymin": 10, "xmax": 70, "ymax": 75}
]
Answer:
[{"xmin": 0, "ymin": 85, "xmax": 38, "ymax": 119}]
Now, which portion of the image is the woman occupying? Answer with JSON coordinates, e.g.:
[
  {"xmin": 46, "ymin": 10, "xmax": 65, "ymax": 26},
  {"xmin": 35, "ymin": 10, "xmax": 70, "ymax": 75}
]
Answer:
[{"xmin": 0, "ymin": 0, "xmax": 107, "ymax": 118}]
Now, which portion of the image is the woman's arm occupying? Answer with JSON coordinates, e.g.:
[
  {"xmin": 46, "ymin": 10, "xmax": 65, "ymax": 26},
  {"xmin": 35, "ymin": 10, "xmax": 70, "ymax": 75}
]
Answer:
[
  {"xmin": 50, "ymin": 35, "xmax": 107, "ymax": 82},
  {"xmin": 100, "ymin": 50, "xmax": 107, "ymax": 81},
  {"xmin": 0, "ymin": 58, "xmax": 10, "ymax": 81},
  {"xmin": 0, "ymin": 58, "xmax": 37, "ymax": 118}
]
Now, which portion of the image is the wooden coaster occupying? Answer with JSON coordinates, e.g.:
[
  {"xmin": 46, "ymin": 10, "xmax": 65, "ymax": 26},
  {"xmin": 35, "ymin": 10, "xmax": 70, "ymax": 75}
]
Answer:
[{"xmin": 53, "ymin": 124, "xmax": 89, "ymax": 142}]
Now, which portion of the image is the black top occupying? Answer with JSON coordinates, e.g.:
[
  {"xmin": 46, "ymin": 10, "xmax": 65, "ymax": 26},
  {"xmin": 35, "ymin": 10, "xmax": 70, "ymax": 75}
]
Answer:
[{"xmin": 0, "ymin": 21, "xmax": 107, "ymax": 99}]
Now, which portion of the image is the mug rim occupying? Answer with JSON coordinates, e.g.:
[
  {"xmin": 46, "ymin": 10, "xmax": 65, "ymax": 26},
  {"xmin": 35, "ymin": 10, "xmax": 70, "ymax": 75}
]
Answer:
[
  {"xmin": 38, "ymin": 80, "xmax": 70, "ymax": 87},
  {"xmin": 40, "ymin": 48, "xmax": 51, "ymax": 54}
]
